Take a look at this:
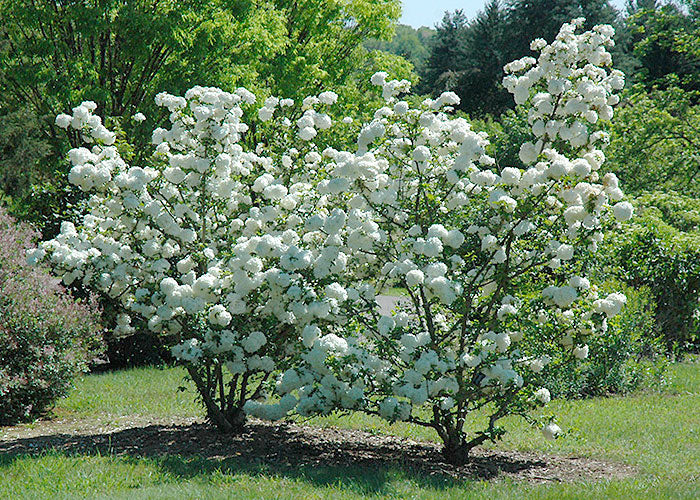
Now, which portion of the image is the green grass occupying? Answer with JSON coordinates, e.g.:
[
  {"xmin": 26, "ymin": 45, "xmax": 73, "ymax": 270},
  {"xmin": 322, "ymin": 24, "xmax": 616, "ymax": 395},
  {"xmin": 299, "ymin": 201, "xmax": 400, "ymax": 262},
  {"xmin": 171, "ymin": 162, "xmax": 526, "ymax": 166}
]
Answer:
[
  {"xmin": 1, "ymin": 360, "xmax": 698, "ymax": 499},
  {"xmin": 58, "ymin": 365, "xmax": 202, "ymax": 420},
  {"xmin": 379, "ymin": 287, "xmax": 408, "ymax": 297}
]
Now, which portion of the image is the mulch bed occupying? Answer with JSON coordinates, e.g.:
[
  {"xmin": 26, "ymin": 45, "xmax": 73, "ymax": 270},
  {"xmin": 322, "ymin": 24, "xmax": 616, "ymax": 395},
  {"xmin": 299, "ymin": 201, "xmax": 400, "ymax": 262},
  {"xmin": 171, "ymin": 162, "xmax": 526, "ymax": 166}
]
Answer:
[{"xmin": 0, "ymin": 416, "xmax": 636, "ymax": 484}]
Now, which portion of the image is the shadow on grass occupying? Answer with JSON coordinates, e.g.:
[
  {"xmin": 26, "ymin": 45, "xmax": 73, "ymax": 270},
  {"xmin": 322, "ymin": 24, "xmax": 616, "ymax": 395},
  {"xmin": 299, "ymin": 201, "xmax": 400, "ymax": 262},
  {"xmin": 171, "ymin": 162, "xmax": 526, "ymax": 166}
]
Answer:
[{"xmin": 0, "ymin": 421, "xmax": 552, "ymax": 493}]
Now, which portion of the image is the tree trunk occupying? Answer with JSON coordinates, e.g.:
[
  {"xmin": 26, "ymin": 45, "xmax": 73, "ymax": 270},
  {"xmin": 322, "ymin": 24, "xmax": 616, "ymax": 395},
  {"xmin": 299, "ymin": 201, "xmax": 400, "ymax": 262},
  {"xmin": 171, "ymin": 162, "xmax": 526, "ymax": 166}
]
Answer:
[
  {"xmin": 186, "ymin": 364, "xmax": 246, "ymax": 433},
  {"xmin": 441, "ymin": 435, "xmax": 470, "ymax": 465},
  {"xmin": 209, "ymin": 405, "xmax": 246, "ymax": 433}
]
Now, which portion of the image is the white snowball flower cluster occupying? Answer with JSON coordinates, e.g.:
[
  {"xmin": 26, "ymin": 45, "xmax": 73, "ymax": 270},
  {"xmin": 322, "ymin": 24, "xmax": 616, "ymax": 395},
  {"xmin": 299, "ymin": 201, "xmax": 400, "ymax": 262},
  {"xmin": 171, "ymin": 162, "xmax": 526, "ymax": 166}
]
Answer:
[{"xmin": 56, "ymin": 101, "xmax": 116, "ymax": 146}]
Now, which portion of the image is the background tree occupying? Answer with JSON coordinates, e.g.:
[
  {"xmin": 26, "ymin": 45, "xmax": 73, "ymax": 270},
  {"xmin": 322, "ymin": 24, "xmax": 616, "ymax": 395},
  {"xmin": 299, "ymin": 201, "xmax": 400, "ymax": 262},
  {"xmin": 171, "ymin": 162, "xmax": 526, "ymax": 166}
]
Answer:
[
  {"xmin": 258, "ymin": 0, "xmax": 402, "ymax": 99},
  {"xmin": 0, "ymin": 0, "xmax": 400, "ymax": 235},
  {"xmin": 364, "ymin": 24, "xmax": 434, "ymax": 74},
  {"xmin": 627, "ymin": 0, "xmax": 700, "ymax": 92},
  {"xmin": 606, "ymin": 84, "xmax": 700, "ymax": 195},
  {"xmin": 419, "ymin": 10, "xmax": 469, "ymax": 99},
  {"xmin": 504, "ymin": 0, "xmax": 620, "ymax": 56},
  {"xmin": 452, "ymin": 0, "xmax": 510, "ymax": 116}
]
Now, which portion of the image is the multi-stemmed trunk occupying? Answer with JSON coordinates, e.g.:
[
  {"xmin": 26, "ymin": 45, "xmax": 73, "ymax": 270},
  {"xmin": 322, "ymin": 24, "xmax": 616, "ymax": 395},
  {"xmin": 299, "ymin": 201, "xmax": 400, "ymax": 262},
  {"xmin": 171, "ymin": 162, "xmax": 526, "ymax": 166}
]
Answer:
[
  {"xmin": 185, "ymin": 364, "xmax": 247, "ymax": 433},
  {"xmin": 432, "ymin": 405, "xmax": 497, "ymax": 465}
]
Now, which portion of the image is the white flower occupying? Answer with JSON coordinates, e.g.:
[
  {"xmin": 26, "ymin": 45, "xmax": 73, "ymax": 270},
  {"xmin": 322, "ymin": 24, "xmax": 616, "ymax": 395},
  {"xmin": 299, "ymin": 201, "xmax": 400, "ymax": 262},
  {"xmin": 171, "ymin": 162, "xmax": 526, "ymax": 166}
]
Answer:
[
  {"xmin": 325, "ymin": 283, "xmax": 347, "ymax": 302},
  {"xmin": 317, "ymin": 333, "xmax": 348, "ymax": 355},
  {"xmin": 534, "ymin": 388, "xmax": 551, "ymax": 404},
  {"xmin": 318, "ymin": 91, "xmax": 338, "ymax": 105},
  {"xmin": 377, "ymin": 316, "xmax": 395, "ymax": 335},
  {"xmin": 298, "ymin": 127, "xmax": 317, "ymax": 141},
  {"xmin": 444, "ymin": 229, "xmax": 465, "ymax": 249},
  {"xmin": 569, "ymin": 276, "xmax": 590, "ymax": 290},
  {"xmin": 573, "ymin": 344, "xmax": 589, "ymax": 359},
  {"xmin": 412, "ymin": 145, "xmax": 431, "ymax": 162},
  {"xmin": 55, "ymin": 114, "xmax": 72, "ymax": 128},
  {"xmin": 371, "ymin": 71, "xmax": 388, "ymax": 86},
  {"xmin": 132, "ymin": 112, "xmax": 146, "ymax": 122},
  {"xmin": 501, "ymin": 167, "xmax": 522, "ymax": 185},
  {"xmin": 405, "ymin": 269, "xmax": 424, "ymax": 287},
  {"xmin": 208, "ymin": 304, "xmax": 232, "ymax": 326},
  {"xmin": 519, "ymin": 142, "xmax": 539, "ymax": 164},
  {"xmin": 612, "ymin": 201, "xmax": 634, "ymax": 221},
  {"xmin": 542, "ymin": 423, "xmax": 562, "ymax": 440},
  {"xmin": 497, "ymin": 304, "xmax": 517, "ymax": 320},
  {"xmin": 555, "ymin": 244, "xmax": 574, "ymax": 261},
  {"xmin": 543, "ymin": 285, "xmax": 578, "ymax": 309},
  {"xmin": 461, "ymin": 353, "xmax": 481, "ymax": 367},
  {"xmin": 378, "ymin": 397, "xmax": 398, "ymax": 420},
  {"xmin": 594, "ymin": 293, "xmax": 627, "ymax": 317},
  {"xmin": 242, "ymin": 331, "xmax": 267, "ymax": 353},
  {"xmin": 529, "ymin": 359, "xmax": 544, "ymax": 373},
  {"xmin": 302, "ymin": 325, "xmax": 321, "ymax": 348}
]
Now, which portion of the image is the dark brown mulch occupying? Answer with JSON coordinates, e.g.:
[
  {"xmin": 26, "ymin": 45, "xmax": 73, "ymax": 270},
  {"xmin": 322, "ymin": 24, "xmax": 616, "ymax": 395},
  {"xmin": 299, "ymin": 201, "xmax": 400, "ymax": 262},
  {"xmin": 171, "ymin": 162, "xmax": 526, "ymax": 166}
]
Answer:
[{"xmin": 0, "ymin": 416, "xmax": 636, "ymax": 484}]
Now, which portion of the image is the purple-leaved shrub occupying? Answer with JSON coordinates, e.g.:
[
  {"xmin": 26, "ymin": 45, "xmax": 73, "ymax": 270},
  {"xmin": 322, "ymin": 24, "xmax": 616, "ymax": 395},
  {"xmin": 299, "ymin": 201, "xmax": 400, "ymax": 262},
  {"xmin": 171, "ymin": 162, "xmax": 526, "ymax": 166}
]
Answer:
[{"xmin": 0, "ymin": 208, "xmax": 103, "ymax": 424}]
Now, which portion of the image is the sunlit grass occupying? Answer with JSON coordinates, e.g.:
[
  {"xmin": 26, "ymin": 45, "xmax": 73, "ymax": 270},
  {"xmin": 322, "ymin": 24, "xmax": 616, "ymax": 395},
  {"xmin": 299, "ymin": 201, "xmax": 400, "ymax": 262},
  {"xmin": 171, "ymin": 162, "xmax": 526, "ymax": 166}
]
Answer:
[
  {"xmin": 1, "ymin": 359, "xmax": 697, "ymax": 499},
  {"xmin": 58, "ymin": 365, "xmax": 202, "ymax": 420}
]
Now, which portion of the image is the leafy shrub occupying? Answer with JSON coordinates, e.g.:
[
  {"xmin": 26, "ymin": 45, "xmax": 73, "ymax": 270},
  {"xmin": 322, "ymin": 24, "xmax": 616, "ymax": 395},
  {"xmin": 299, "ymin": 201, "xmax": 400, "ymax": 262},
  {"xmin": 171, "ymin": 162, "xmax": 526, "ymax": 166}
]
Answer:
[
  {"xmin": 605, "ymin": 85, "xmax": 700, "ymax": 197},
  {"xmin": 543, "ymin": 282, "xmax": 667, "ymax": 398},
  {"xmin": 602, "ymin": 192, "xmax": 700, "ymax": 352},
  {"xmin": 0, "ymin": 208, "xmax": 103, "ymax": 424}
]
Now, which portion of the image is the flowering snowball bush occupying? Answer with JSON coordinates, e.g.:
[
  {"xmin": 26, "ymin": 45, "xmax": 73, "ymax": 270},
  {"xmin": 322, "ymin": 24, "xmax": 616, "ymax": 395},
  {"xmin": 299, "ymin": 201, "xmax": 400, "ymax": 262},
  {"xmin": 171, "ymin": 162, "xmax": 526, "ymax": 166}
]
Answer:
[
  {"xmin": 34, "ymin": 19, "xmax": 631, "ymax": 464},
  {"xmin": 245, "ymin": 19, "xmax": 630, "ymax": 464},
  {"xmin": 33, "ymin": 85, "xmax": 354, "ymax": 430}
]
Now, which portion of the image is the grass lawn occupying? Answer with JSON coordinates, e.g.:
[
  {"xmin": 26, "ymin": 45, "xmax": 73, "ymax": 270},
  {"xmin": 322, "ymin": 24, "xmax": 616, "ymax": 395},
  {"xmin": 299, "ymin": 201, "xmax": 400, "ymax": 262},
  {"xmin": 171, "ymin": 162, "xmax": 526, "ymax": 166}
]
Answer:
[{"xmin": 1, "ymin": 360, "xmax": 698, "ymax": 499}]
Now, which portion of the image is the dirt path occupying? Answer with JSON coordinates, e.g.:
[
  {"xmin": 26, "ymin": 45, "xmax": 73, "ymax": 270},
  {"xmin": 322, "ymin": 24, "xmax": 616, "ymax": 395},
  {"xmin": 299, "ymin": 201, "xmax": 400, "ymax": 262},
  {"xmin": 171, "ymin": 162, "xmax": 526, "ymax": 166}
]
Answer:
[{"xmin": 375, "ymin": 295, "xmax": 410, "ymax": 316}]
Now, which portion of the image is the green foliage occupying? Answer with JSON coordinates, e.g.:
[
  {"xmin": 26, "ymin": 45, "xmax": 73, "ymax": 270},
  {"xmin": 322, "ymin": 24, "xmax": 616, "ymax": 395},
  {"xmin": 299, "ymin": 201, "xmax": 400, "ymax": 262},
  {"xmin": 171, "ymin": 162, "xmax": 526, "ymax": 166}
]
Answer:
[
  {"xmin": 0, "ymin": 106, "xmax": 51, "ymax": 202},
  {"xmin": 0, "ymin": 0, "xmax": 289, "ymax": 138},
  {"xmin": 364, "ymin": 24, "xmax": 434, "ymax": 74},
  {"xmin": 0, "ymin": 0, "xmax": 278, "ymax": 232},
  {"xmin": 418, "ymin": 0, "xmax": 512, "ymax": 116},
  {"xmin": 0, "ymin": 208, "xmax": 103, "ymax": 424},
  {"xmin": 454, "ymin": 0, "xmax": 511, "ymax": 116},
  {"xmin": 0, "ymin": 0, "xmax": 401, "ymax": 235},
  {"xmin": 336, "ymin": 49, "xmax": 418, "ymax": 125},
  {"xmin": 627, "ymin": 0, "xmax": 700, "ymax": 92},
  {"xmin": 484, "ymin": 107, "xmax": 533, "ymax": 169},
  {"xmin": 606, "ymin": 85, "xmax": 700, "ymax": 196},
  {"xmin": 503, "ymin": 0, "xmax": 620, "ymax": 54},
  {"xmin": 419, "ymin": 10, "xmax": 470, "ymax": 107},
  {"xmin": 602, "ymin": 191, "xmax": 700, "ymax": 351},
  {"xmin": 254, "ymin": 0, "xmax": 402, "ymax": 100}
]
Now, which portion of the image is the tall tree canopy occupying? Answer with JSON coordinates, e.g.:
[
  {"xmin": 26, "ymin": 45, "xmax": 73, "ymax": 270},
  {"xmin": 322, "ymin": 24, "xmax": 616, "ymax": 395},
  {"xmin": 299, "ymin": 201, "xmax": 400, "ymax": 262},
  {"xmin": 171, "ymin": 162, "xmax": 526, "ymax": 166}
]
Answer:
[
  {"xmin": 0, "ymin": 0, "xmax": 400, "ymax": 232},
  {"xmin": 420, "ymin": 9, "xmax": 470, "ymax": 98},
  {"xmin": 627, "ymin": 0, "xmax": 700, "ymax": 92},
  {"xmin": 364, "ymin": 24, "xmax": 434, "ymax": 74}
]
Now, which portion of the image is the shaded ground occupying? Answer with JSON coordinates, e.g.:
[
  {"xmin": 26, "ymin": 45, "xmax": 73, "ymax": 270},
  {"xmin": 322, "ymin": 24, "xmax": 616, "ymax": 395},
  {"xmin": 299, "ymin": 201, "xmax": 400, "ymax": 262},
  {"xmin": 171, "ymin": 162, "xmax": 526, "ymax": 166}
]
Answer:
[{"xmin": 0, "ymin": 416, "xmax": 636, "ymax": 484}]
